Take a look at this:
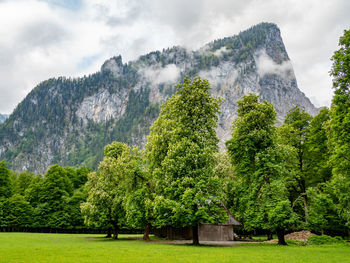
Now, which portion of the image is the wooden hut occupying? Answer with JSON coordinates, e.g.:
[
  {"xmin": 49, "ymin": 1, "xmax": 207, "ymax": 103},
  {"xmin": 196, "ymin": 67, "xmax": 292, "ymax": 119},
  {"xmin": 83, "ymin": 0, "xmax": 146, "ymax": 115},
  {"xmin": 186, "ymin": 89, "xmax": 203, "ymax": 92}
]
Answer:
[{"xmin": 154, "ymin": 209, "xmax": 241, "ymax": 241}]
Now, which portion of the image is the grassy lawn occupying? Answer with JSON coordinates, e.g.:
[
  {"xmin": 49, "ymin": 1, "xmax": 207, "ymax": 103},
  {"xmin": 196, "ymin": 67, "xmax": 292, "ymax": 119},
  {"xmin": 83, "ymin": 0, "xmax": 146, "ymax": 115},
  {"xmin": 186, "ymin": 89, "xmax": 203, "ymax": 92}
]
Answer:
[{"xmin": 0, "ymin": 233, "xmax": 349, "ymax": 263}]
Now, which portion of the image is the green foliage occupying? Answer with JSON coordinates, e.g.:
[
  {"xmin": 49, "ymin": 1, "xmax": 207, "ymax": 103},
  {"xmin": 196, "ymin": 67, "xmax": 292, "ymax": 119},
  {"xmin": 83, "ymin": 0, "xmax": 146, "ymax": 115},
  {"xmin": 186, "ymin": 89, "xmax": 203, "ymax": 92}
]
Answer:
[
  {"xmin": 268, "ymin": 200, "xmax": 298, "ymax": 231},
  {"xmin": 308, "ymin": 235, "xmax": 345, "ymax": 245},
  {"xmin": 307, "ymin": 186, "xmax": 345, "ymax": 234},
  {"xmin": 104, "ymin": 141, "xmax": 129, "ymax": 160},
  {"xmin": 24, "ymin": 175, "xmax": 44, "ymax": 207},
  {"xmin": 328, "ymin": 28, "xmax": 350, "ymax": 232},
  {"xmin": 226, "ymin": 94, "xmax": 277, "ymax": 182},
  {"xmin": 329, "ymin": 29, "xmax": 350, "ymax": 180},
  {"xmin": 125, "ymin": 187, "xmax": 149, "ymax": 229},
  {"xmin": 304, "ymin": 108, "xmax": 332, "ymax": 185},
  {"xmin": 81, "ymin": 142, "xmax": 146, "ymax": 238},
  {"xmin": 281, "ymin": 106, "xmax": 312, "ymax": 183},
  {"xmin": 0, "ymin": 161, "xmax": 12, "ymax": 199},
  {"xmin": 213, "ymin": 152, "xmax": 235, "ymax": 205},
  {"xmin": 146, "ymin": 77, "xmax": 226, "ymax": 233},
  {"xmin": 277, "ymin": 107, "xmax": 313, "ymax": 224},
  {"xmin": 40, "ymin": 165, "xmax": 73, "ymax": 205},
  {"xmin": 226, "ymin": 94, "xmax": 297, "ymax": 241},
  {"xmin": 68, "ymin": 167, "xmax": 91, "ymax": 189},
  {"xmin": 2, "ymin": 194, "xmax": 33, "ymax": 227},
  {"xmin": 13, "ymin": 171, "xmax": 34, "ymax": 196},
  {"xmin": 0, "ymin": 164, "xmax": 90, "ymax": 230},
  {"xmin": 330, "ymin": 29, "xmax": 350, "ymax": 95},
  {"xmin": 120, "ymin": 147, "xmax": 152, "ymax": 231}
]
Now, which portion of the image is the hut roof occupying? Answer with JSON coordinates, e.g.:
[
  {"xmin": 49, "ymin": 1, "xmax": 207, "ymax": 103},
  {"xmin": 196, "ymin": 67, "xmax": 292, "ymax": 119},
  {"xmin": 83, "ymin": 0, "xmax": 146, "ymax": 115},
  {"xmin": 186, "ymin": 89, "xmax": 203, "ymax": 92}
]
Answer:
[
  {"xmin": 219, "ymin": 200, "xmax": 241, "ymax": 226},
  {"xmin": 226, "ymin": 214, "xmax": 241, "ymax": 226}
]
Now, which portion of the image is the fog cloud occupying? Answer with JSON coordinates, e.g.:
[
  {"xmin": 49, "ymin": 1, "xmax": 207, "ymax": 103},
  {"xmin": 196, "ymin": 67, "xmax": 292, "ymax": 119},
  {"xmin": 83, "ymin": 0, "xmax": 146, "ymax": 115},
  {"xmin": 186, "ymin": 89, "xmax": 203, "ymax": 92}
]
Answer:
[
  {"xmin": 255, "ymin": 50, "xmax": 293, "ymax": 79},
  {"xmin": 142, "ymin": 64, "xmax": 181, "ymax": 86}
]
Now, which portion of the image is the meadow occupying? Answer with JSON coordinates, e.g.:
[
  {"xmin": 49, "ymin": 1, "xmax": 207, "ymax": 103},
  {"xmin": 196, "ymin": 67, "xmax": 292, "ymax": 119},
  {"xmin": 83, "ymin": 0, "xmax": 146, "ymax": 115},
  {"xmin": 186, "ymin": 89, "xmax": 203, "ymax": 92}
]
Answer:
[{"xmin": 0, "ymin": 233, "xmax": 349, "ymax": 263}]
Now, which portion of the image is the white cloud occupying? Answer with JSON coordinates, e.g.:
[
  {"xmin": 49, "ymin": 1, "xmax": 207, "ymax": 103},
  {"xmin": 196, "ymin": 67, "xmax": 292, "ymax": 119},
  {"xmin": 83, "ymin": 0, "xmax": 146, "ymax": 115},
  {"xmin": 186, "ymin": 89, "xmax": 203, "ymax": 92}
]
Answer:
[
  {"xmin": 0, "ymin": 0, "xmax": 349, "ymax": 113},
  {"xmin": 142, "ymin": 64, "xmax": 181, "ymax": 86},
  {"xmin": 213, "ymin": 46, "xmax": 228, "ymax": 57},
  {"xmin": 255, "ymin": 50, "xmax": 293, "ymax": 79},
  {"xmin": 199, "ymin": 62, "xmax": 237, "ymax": 88}
]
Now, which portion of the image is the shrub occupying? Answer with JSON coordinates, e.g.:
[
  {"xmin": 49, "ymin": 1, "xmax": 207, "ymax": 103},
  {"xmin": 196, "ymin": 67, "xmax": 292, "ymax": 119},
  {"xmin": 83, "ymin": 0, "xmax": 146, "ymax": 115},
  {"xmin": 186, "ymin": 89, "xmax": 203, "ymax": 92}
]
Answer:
[{"xmin": 308, "ymin": 235, "xmax": 345, "ymax": 245}]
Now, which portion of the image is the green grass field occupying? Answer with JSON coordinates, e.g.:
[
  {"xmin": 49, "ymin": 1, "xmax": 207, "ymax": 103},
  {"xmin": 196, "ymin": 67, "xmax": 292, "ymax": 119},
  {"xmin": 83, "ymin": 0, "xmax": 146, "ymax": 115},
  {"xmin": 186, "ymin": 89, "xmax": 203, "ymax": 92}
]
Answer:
[{"xmin": 0, "ymin": 233, "xmax": 349, "ymax": 263}]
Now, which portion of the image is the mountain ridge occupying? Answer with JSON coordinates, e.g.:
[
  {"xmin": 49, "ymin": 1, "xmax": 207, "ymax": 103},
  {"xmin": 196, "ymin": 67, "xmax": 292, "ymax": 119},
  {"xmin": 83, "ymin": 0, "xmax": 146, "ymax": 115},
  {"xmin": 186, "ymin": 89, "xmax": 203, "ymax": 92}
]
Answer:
[{"xmin": 0, "ymin": 22, "xmax": 319, "ymax": 173}]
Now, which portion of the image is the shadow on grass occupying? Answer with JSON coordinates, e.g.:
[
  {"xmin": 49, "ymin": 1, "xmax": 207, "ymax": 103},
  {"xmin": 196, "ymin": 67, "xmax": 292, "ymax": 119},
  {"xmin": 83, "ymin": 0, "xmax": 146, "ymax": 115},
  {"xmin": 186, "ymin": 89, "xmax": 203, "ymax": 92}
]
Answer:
[
  {"xmin": 84, "ymin": 235, "xmax": 275, "ymax": 248},
  {"xmin": 85, "ymin": 235, "xmax": 145, "ymax": 242}
]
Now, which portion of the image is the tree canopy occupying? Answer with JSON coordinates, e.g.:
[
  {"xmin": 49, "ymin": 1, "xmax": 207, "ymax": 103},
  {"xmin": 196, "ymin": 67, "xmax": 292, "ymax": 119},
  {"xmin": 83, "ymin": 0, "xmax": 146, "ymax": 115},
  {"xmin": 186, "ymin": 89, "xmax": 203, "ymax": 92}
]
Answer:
[
  {"xmin": 146, "ymin": 77, "xmax": 226, "ymax": 245},
  {"xmin": 226, "ymin": 94, "xmax": 297, "ymax": 245}
]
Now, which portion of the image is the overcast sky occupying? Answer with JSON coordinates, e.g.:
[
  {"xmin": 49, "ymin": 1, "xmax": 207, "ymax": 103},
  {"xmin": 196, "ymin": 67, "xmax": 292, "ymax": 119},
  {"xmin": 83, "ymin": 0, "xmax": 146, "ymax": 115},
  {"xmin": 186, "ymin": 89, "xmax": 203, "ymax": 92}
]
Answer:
[{"xmin": 0, "ymin": 0, "xmax": 349, "ymax": 114}]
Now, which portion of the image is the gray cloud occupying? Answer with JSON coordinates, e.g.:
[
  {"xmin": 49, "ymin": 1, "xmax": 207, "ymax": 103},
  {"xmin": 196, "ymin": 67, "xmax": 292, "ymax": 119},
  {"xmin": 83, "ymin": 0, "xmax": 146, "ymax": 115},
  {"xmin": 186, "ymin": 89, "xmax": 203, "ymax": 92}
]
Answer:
[{"xmin": 18, "ymin": 21, "xmax": 68, "ymax": 50}]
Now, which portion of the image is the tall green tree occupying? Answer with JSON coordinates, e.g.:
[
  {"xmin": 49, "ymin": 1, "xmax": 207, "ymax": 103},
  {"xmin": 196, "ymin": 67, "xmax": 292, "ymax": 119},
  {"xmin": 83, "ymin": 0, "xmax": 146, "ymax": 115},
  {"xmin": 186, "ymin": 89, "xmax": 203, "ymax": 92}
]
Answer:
[
  {"xmin": 35, "ymin": 165, "xmax": 73, "ymax": 228},
  {"xmin": 278, "ymin": 107, "xmax": 312, "ymax": 223},
  {"xmin": 3, "ymin": 194, "xmax": 33, "ymax": 228},
  {"xmin": 146, "ymin": 77, "xmax": 225, "ymax": 245},
  {"xmin": 24, "ymin": 175, "xmax": 44, "ymax": 208},
  {"xmin": 81, "ymin": 142, "xmax": 129, "ymax": 239},
  {"xmin": 304, "ymin": 108, "xmax": 332, "ymax": 185},
  {"xmin": 13, "ymin": 171, "xmax": 34, "ymax": 196},
  {"xmin": 0, "ymin": 161, "xmax": 12, "ymax": 199},
  {"xmin": 120, "ymin": 147, "xmax": 154, "ymax": 241},
  {"xmin": 307, "ymin": 185, "xmax": 345, "ymax": 235},
  {"xmin": 328, "ymin": 28, "xmax": 350, "ymax": 233},
  {"xmin": 226, "ymin": 94, "xmax": 297, "ymax": 245},
  {"xmin": 40, "ymin": 165, "xmax": 73, "ymax": 206},
  {"xmin": 307, "ymin": 28, "xmax": 350, "ymax": 236}
]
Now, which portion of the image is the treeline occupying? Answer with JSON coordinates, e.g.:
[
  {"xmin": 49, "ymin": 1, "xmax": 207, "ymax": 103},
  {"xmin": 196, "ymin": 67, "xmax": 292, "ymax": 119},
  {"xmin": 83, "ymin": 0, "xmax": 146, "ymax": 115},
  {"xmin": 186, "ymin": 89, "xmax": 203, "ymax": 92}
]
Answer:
[{"xmin": 0, "ymin": 164, "xmax": 91, "ymax": 231}]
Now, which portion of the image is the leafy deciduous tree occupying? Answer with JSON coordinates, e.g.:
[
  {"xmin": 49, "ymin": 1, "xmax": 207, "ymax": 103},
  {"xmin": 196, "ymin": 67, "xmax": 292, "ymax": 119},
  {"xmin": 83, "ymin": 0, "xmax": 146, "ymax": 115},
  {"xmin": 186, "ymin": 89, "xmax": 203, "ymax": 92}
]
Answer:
[
  {"xmin": 0, "ymin": 161, "xmax": 12, "ymax": 199},
  {"xmin": 278, "ymin": 107, "xmax": 312, "ymax": 222},
  {"xmin": 226, "ymin": 94, "xmax": 297, "ymax": 245},
  {"xmin": 146, "ymin": 77, "xmax": 226, "ymax": 245},
  {"xmin": 81, "ymin": 142, "xmax": 129, "ymax": 239},
  {"xmin": 304, "ymin": 108, "xmax": 332, "ymax": 185},
  {"xmin": 329, "ymin": 28, "xmax": 350, "ymax": 234}
]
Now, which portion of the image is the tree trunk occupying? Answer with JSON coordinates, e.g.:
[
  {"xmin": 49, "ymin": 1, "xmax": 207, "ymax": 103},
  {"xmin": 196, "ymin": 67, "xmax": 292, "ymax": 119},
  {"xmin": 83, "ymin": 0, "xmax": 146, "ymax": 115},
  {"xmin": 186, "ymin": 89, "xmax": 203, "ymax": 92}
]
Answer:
[
  {"xmin": 267, "ymin": 231, "xmax": 273, "ymax": 240},
  {"xmin": 106, "ymin": 229, "xmax": 112, "ymax": 238},
  {"xmin": 112, "ymin": 226, "xmax": 119, "ymax": 239},
  {"xmin": 192, "ymin": 224, "xmax": 199, "ymax": 245},
  {"xmin": 276, "ymin": 229, "xmax": 287, "ymax": 245},
  {"xmin": 143, "ymin": 223, "xmax": 151, "ymax": 241},
  {"xmin": 303, "ymin": 194, "xmax": 309, "ymax": 223}
]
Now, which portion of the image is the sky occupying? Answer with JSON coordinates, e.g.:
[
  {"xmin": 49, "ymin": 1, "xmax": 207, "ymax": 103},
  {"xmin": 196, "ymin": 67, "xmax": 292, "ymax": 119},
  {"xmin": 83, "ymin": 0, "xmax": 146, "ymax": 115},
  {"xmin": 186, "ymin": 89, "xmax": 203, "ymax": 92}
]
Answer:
[{"xmin": 0, "ymin": 0, "xmax": 349, "ymax": 114}]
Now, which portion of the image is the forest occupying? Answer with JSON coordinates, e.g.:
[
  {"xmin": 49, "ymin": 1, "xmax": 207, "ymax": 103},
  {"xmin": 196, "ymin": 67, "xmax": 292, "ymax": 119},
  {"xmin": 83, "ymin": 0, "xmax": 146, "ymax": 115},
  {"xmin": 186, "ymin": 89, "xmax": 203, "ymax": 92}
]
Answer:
[{"xmin": 0, "ymin": 29, "xmax": 349, "ymax": 246}]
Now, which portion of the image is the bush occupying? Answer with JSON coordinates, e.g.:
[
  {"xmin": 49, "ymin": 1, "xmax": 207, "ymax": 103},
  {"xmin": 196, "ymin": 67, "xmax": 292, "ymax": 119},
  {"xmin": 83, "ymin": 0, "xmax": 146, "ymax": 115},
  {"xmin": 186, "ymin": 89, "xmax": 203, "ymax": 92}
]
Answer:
[{"xmin": 308, "ymin": 235, "xmax": 345, "ymax": 245}]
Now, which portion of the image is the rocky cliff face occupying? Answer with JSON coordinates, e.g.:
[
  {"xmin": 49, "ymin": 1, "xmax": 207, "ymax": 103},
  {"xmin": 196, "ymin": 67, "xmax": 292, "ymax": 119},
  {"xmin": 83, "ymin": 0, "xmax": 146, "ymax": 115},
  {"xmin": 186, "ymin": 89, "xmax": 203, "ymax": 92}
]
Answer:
[{"xmin": 0, "ymin": 23, "xmax": 319, "ymax": 173}]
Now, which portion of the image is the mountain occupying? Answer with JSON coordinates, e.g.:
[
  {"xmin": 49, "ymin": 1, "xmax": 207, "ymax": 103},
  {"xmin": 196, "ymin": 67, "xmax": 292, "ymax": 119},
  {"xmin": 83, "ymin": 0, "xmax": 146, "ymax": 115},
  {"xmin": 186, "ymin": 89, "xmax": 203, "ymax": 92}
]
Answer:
[
  {"xmin": 0, "ymin": 22, "xmax": 318, "ymax": 173},
  {"xmin": 0, "ymin": 114, "xmax": 9, "ymax": 124}
]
